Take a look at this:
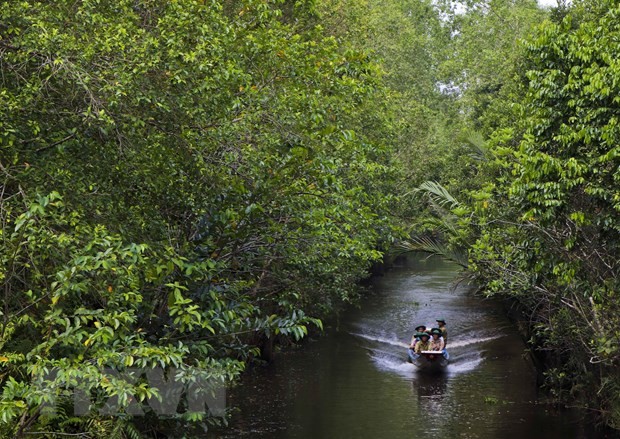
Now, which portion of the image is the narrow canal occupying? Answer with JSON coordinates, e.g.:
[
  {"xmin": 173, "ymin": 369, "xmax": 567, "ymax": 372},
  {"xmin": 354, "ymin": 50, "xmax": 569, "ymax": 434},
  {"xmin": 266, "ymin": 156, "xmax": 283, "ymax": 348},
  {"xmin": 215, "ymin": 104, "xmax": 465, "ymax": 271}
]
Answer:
[{"xmin": 211, "ymin": 255, "xmax": 599, "ymax": 438}]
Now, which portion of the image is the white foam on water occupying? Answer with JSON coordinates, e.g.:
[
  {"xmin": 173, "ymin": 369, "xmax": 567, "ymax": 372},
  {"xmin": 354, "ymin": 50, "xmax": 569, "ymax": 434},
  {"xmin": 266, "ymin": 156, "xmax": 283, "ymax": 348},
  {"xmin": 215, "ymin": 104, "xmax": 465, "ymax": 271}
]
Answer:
[
  {"xmin": 446, "ymin": 334, "xmax": 503, "ymax": 349},
  {"xmin": 362, "ymin": 346, "xmax": 399, "ymax": 357},
  {"xmin": 371, "ymin": 352, "xmax": 483, "ymax": 378},
  {"xmin": 351, "ymin": 332, "xmax": 503, "ymax": 350},
  {"xmin": 446, "ymin": 356, "xmax": 484, "ymax": 374},
  {"xmin": 370, "ymin": 352, "xmax": 482, "ymax": 378},
  {"xmin": 370, "ymin": 354, "xmax": 416, "ymax": 377},
  {"xmin": 351, "ymin": 330, "xmax": 505, "ymax": 378},
  {"xmin": 350, "ymin": 332, "xmax": 409, "ymax": 348}
]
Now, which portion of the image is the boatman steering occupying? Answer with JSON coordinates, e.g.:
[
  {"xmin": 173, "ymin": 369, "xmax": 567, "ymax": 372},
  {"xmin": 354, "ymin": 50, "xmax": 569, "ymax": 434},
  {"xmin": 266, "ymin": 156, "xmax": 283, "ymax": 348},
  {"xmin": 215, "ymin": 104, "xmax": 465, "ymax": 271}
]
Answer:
[{"xmin": 436, "ymin": 318, "xmax": 448, "ymax": 347}]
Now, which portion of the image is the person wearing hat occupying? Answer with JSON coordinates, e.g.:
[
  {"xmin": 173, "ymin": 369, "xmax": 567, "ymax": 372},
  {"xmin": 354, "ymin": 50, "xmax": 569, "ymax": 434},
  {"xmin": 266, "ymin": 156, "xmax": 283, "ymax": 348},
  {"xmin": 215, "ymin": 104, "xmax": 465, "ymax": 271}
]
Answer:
[
  {"xmin": 413, "ymin": 332, "xmax": 431, "ymax": 354},
  {"xmin": 429, "ymin": 328, "xmax": 445, "ymax": 351},
  {"xmin": 436, "ymin": 318, "xmax": 448, "ymax": 347},
  {"xmin": 409, "ymin": 325, "xmax": 427, "ymax": 349},
  {"xmin": 407, "ymin": 326, "xmax": 428, "ymax": 362}
]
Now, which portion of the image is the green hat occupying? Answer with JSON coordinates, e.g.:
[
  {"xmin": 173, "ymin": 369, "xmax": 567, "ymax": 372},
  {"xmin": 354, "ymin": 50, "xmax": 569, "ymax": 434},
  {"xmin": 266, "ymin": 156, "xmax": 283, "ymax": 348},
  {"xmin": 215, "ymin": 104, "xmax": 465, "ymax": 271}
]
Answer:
[
  {"xmin": 415, "ymin": 325, "xmax": 426, "ymax": 332},
  {"xmin": 430, "ymin": 328, "xmax": 442, "ymax": 336},
  {"xmin": 436, "ymin": 318, "xmax": 446, "ymax": 323},
  {"xmin": 416, "ymin": 332, "xmax": 430, "ymax": 339}
]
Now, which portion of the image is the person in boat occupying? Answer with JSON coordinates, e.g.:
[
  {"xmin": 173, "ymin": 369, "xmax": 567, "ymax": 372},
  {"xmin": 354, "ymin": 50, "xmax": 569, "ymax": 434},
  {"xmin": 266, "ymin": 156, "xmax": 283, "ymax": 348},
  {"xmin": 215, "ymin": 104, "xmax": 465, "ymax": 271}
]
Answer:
[
  {"xmin": 436, "ymin": 318, "xmax": 448, "ymax": 347},
  {"xmin": 410, "ymin": 325, "xmax": 427, "ymax": 349},
  {"xmin": 413, "ymin": 332, "xmax": 431, "ymax": 354},
  {"xmin": 407, "ymin": 326, "xmax": 428, "ymax": 362},
  {"xmin": 429, "ymin": 328, "xmax": 445, "ymax": 351}
]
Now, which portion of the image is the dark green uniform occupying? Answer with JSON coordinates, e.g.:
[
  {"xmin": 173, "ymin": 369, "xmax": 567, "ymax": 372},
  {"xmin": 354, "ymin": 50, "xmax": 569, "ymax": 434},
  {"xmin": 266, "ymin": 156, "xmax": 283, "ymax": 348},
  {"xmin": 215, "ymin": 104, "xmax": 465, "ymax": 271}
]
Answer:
[
  {"xmin": 436, "ymin": 319, "xmax": 448, "ymax": 346},
  {"xmin": 414, "ymin": 340, "xmax": 431, "ymax": 354},
  {"xmin": 439, "ymin": 326, "xmax": 448, "ymax": 345}
]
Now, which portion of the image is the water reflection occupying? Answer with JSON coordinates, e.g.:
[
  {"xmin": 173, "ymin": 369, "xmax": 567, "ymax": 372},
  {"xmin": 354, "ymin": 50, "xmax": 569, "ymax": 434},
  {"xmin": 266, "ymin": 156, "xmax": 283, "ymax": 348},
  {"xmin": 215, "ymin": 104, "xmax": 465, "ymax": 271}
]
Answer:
[
  {"xmin": 413, "ymin": 373, "xmax": 449, "ymax": 411},
  {"xmin": 211, "ymin": 256, "xmax": 604, "ymax": 438}
]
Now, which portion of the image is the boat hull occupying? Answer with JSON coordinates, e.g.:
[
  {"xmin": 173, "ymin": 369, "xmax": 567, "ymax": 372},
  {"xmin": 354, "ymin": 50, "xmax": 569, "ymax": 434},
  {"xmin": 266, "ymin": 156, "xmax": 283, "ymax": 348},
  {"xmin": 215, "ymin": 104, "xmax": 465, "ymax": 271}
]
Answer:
[{"xmin": 407, "ymin": 349, "xmax": 449, "ymax": 371}]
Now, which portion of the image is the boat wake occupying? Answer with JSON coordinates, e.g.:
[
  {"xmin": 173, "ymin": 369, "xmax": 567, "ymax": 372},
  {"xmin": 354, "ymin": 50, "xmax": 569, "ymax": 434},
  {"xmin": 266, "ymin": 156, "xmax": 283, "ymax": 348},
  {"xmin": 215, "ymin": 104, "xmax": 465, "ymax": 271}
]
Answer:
[
  {"xmin": 350, "ymin": 329, "xmax": 504, "ymax": 377},
  {"xmin": 350, "ymin": 332, "xmax": 409, "ymax": 348},
  {"xmin": 350, "ymin": 331, "xmax": 504, "ymax": 350},
  {"xmin": 371, "ymin": 354, "xmax": 418, "ymax": 377},
  {"xmin": 445, "ymin": 334, "xmax": 504, "ymax": 349},
  {"xmin": 369, "ymin": 350, "xmax": 484, "ymax": 377},
  {"xmin": 447, "ymin": 356, "xmax": 483, "ymax": 373}
]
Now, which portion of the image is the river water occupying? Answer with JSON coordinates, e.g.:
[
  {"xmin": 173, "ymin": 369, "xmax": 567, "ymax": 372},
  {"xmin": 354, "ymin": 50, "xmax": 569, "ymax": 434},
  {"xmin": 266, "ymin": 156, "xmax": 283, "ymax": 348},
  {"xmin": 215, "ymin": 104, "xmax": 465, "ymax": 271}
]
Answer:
[{"xmin": 210, "ymin": 255, "xmax": 600, "ymax": 438}]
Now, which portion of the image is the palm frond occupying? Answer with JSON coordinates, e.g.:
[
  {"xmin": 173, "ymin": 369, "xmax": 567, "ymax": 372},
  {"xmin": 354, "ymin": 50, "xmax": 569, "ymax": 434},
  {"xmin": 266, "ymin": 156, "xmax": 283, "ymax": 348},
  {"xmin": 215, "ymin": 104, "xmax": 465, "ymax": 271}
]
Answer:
[
  {"xmin": 426, "ymin": 199, "xmax": 459, "ymax": 235},
  {"xmin": 414, "ymin": 181, "xmax": 461, "ymax": 209},
  {"xmin": 462, "ymin": 130, "xmax": 489, "ymax": 162},
  {"xmin": 399, "ymin": 236, "xmax": 468, "ymax": 269},
  {"xmin": 122, "ymin": 421, "xmax": 143, "ymax": 439}
]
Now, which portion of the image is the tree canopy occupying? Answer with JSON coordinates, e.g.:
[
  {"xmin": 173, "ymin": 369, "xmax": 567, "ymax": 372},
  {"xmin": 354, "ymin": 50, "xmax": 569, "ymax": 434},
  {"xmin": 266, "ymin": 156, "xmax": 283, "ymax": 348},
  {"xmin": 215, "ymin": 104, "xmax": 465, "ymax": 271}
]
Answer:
[
  {"xmin": 4, "ymin": 0, "xmax": 620, "ymax": 435},
  {"xmin": 1, "ymin": 0, "xmax": 398, "ymax": 436},
  {"xmin": 467, "ymin": 1, "xmax": 620, "ymax": 427}
]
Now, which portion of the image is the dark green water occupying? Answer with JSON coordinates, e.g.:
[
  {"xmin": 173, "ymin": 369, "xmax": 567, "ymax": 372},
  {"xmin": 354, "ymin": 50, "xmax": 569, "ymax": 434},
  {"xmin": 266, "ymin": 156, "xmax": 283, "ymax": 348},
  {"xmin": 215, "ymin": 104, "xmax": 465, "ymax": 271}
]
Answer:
[{"xmin": 210, "ymin": 256, "xmax": 600, "ymax": 438}]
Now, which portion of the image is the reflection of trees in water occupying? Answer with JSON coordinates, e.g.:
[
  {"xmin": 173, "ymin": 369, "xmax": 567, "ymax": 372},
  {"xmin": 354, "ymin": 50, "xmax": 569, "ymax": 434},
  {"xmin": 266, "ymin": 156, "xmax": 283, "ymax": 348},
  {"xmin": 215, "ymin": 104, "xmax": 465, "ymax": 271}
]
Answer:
[
  {"xmin": 411, "ymin": 373, "xmax": 449, "ymax": 416},
  {"xmin": 411, "ymin": 374, "xmax": 463, "ymax": 437}
]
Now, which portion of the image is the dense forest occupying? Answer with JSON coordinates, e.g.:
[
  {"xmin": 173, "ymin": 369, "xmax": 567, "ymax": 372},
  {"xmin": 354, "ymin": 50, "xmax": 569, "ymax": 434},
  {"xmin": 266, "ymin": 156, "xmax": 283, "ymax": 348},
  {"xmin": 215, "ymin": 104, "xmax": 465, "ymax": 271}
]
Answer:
[{"xmin": 1, "ymin": 0, "xmax": 619, "ymax": 436}]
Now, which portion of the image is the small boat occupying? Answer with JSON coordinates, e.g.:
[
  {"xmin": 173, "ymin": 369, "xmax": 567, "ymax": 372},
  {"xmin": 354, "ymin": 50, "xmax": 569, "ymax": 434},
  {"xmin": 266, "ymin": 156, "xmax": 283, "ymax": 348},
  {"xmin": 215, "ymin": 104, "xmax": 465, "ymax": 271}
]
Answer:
[{"xmin": 408, "ymin": 350, "xmax": 449, "ymax": 372}]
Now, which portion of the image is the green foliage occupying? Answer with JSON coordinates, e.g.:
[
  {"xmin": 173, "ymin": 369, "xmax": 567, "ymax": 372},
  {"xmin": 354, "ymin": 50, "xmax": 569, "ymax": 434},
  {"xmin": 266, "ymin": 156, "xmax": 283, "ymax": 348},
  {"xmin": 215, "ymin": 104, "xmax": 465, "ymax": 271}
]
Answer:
[
  {"xmin": 319, "ymin": 0, "xmax": 469, "ymax": 222},
  {"xmin": 466, "ymin": 0, "xmax": 620, "ymax": 429},
  {"xmin": 323, "ymin": 0, "xmax": 548, "ymax": 232},
  {"xmin": 483, "ymin": 396, "xmax": 499, "ymax": 404},
  {"xmin": 400, "ymin": 181, "xmax": 471, "ymax": 268},
  {"xmin": 437, "ymin": 0, "xmax": 547, "ymax": 135},
  {"xmin": 0, "ymin": 0, "xmax": 398, "ymax": 435}
]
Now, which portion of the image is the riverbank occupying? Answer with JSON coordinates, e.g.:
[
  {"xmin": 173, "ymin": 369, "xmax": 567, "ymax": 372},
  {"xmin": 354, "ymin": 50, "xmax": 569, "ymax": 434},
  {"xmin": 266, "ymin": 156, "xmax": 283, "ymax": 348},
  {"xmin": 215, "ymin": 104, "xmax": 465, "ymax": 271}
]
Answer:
[
  {"xmin": 209, "ymin": 255, "xmax": 602, "ymax": 438},
  {"xmin": 498, "ymin": 297, "xmax": 618, "ymax": 437}
]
